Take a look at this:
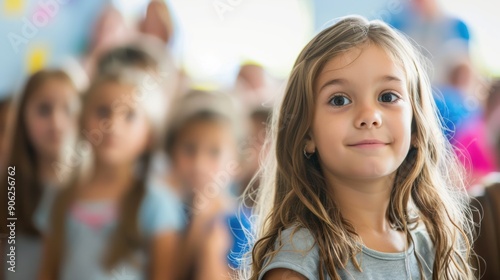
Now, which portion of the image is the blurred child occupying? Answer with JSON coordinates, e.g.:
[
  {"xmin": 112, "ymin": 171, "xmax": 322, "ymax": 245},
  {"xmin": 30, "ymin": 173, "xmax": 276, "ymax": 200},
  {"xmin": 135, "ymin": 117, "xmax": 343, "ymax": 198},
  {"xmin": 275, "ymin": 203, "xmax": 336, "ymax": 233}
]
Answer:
[
  {"xmin": 453, "ymin": 80, "xmax": 500, "ymax": 188},
  {"xmin": 490, "ymin": 81, "xmax": 500, "ymax": 168},
  {"xmin": 469, "ymin": 79, "xmax": 500, "ymax": 279},
  {"xmin": 164, "ymin": 90, "xmax": 243, "ymax": 280},
  {"xmin": 228, "ymin": 107, "xmax": 272, "ymax": 275},
  {"xmin": 1, "ymin": 70, "xmax": 79, "ymax": 280},
  {"xmin": 237, "ymin": 108, "xmax": 271, "ymax": 200},
  {"xmin": 245, "ymin": 16, "xmax": 475, "ymax": 279},
  {"xmin": 97, "ymin": 43, "xmax": 179, "ymax": 183},
  {"xmin": 434, "ymin": 46, "xmax": 480, "ymax": 140},
  {"xmin": 464, "ymin": 79, "xmax": 500, "ymax": 192},
  {"xmin": 36, "ymin": 69, "xmax": 184, "ymax": 280}
]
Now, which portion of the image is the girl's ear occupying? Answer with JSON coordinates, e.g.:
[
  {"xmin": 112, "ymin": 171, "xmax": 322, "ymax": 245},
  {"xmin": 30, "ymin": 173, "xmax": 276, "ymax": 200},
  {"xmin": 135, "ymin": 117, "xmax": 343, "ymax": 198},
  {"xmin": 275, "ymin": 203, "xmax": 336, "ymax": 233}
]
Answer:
[
  {"xmin": 410, "ymin": 133, "xmax": 418, "ymax": 149},
  {"xmin": 304, "ymin": 133, "xmax": 316, "ymax": 154}
]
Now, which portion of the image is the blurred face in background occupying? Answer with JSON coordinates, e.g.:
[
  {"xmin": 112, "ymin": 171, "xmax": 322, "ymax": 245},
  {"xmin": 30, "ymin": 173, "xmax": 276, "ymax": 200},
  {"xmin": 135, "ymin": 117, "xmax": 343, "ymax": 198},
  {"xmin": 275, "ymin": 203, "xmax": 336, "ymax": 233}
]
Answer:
[
  {"xmin": 24, "ymin": 78, "xmax": 79, "ymax": 161},
  {"xmin": 83, "ymin": 82, "xmax": 151, "ymax": 166},
  {"xmin": 171, "ymin": 118, "xmax": 237, "ymax": 194},
  {"xmin": 239, "ymin": 112, "xmax": 268, "ymax": 186}
]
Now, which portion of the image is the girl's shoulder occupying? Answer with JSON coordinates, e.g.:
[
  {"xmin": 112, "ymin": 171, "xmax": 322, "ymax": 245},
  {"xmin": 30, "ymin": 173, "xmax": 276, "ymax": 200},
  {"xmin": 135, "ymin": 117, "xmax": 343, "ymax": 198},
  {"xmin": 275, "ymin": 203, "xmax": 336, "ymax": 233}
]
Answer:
[
  {"xmin": 138, "ymin": 182, "xmax": 186, "ymax": 236},
  {"xmin": 278, "ymin": 226, "xmax": 317, "ymax": 251},
  {"xmin": 258, "ymin": 225, "xmax": 320, "ymax": 280}
]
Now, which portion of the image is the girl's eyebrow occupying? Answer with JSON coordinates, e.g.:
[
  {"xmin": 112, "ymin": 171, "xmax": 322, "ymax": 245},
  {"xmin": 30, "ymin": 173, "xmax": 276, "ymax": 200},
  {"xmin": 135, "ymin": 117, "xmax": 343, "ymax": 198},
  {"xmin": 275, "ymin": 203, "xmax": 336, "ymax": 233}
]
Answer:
[
  {"xmin": 379, "ymin": 75, "xmax": 403, "ymax": 83},
  {"xmin": 318, "ymin": 75, "xmax": 402, "ymax": 93},
  {"xmin": 318, "ymin": 78, "xmax": 348, "ymax": 92}
]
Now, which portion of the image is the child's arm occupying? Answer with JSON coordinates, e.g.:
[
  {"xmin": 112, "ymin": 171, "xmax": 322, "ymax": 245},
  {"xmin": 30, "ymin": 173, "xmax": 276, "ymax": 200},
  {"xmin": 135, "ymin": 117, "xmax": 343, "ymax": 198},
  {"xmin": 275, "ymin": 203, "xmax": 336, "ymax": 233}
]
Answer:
[
  {"xmin": 38, "ymin": 236, "xmax": 56, "ymax": 280},
  {"xmin": 196, "ymin": 221, "xmax": 232, "ymax": 280},
  {"xmin": 256, "ymin": 227, "xmax": 318, "ymax": 280},
  {"xmin": 175, "ymin": 217, "xmax": 206, "ymax": 279},
  {"xmin": 141, "ymin": 184, "xmax": 187, "ymax": 279},
  {"xmin": 35, "ymin": 189, "xmax": 59, "ymax": 280},
  {"xmin": 263, "ymin": 268, "xmax": 308, "ymax": 280},
  {"xmin": 150, "ymin": 231, "xmax": 180, "ymax": 280}
]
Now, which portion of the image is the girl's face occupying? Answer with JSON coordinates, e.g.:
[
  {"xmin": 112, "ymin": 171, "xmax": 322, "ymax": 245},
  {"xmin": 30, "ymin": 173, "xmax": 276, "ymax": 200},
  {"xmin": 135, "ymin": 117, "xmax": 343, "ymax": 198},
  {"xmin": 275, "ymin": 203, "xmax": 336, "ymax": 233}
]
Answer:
[
  {"xmin": 24, "ymin": 78, "xmax": 78, "ymax": 160},
  {"xmin": 171, "ymin": 119, "xmax": 237, "ymax": 193},
  {"xmin": 83, "ymin": 82, "xmax": 151, "ymax": 166},
  {"xmin": 307, "ymin": 44, "xmax": 413, "ymax": 183}
]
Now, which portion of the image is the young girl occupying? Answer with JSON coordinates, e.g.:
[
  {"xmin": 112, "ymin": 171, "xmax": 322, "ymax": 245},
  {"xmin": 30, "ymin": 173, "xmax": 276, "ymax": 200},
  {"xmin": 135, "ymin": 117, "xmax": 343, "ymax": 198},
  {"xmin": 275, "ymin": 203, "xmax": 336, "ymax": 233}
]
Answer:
[
  {"xmin": 164, "ymin": 90, "xmax": 244, "ymax": 279},
  {"xmin": 1, "ymin": 70, "xmax": 79, "ymax": 280},
  {"xmin": 36, "ymin": 68, "xmax": 184, "ymax": 280},
  {"xmin": 245, "ymin": 16, "xmax": 475, "ymax": 280}
]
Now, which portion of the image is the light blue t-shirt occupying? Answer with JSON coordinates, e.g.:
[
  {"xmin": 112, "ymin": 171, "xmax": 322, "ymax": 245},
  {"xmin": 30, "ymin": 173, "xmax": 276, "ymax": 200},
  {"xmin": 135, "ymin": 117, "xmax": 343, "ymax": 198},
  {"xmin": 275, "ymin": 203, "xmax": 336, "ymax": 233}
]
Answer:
[
  {"xmin": 34, "ymin": 184, "xmax": 185, "ymax": 280},
  {"xmin": 259, "ymin": 227, "xmax": 435, "ymax": 280},
  {"xmin": 4, "ymin": 234, "xmax": 43, "ymax": 280}
]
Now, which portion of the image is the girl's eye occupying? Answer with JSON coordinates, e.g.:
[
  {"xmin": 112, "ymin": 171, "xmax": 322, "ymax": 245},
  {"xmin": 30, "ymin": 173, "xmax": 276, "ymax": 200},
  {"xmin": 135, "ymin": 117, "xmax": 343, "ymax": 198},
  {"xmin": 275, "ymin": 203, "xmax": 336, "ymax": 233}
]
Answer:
[
  {"xmin": 96, "ymin": 106, "xmax": 111, "ymax": 119},
  {"xmin": 329, "ymin": 95, "xmax": 352, "ymax": 107},
  {"xmin": 378, "ymin": 92, "xmax": 400, "ymax": 103},
  {"xmin": 126, "ymin": 110, "xmax": 136, "ymax": 121},
  {"xmin": 209, "ymin": 147, "xmax": 221, "ymax": 158},
  {"xmin": 181, "ymin": 143, "xmax": 196, "ymax": 157},
  {"xmin": 37, "ymin": 103, "xmax": 52, "ymax": 117}
]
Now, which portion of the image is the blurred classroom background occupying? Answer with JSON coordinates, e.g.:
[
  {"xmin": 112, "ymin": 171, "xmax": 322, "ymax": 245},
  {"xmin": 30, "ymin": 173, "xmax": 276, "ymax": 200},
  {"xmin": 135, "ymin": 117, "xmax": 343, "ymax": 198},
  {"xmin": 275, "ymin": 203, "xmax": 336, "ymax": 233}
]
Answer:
[{"xmin": 0, "ymin": 0, "xmax": 499, "ymax": 279}]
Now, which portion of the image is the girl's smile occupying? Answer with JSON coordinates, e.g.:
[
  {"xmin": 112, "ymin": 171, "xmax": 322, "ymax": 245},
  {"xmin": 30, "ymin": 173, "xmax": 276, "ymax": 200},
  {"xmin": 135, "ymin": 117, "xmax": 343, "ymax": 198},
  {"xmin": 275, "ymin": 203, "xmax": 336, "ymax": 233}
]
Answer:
[{"xmin": 347, "ymin": 139, "xmax": 390, "ymax": 149}]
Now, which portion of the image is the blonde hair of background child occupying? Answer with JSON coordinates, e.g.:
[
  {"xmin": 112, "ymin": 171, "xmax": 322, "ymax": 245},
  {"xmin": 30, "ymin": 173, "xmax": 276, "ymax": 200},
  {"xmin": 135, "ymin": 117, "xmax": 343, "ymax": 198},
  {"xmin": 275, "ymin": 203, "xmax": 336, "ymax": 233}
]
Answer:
[{"xmin": 242, "ymin": 16, "xmax": 475, "ymax": 280}]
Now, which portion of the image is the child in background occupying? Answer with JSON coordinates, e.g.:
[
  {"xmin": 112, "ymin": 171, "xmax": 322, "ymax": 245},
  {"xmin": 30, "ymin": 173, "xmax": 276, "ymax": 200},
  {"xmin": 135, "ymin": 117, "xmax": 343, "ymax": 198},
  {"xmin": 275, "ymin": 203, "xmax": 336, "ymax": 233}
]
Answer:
[
  {"xmin": 1, "ymin": 70, "xmax": 80, "ymax": 280},
  {"xmin": 164, "ymin": 90, "xmax": 243, "ymax": 280},
  {"xmin": 96, "ymin": 42, "xmax": 179, "ymax": 185},
  {"xmin": 237, "ymin": 108, "xmax": 271, "ymax": 200},
  {"xmin": 36, "ymin": 69, "xmax": 184, "ymax": 280},
  {"xmin": 469, "ymin": 79, "xmax": 500, "ymax": 279},
  {"xmin": 228, "ymin": 107, "xmax": 272, "ymax": 275},
  {"xmin": 245, "ymin": 16, "xmax": 475, "ymax": 280},
  {"xmin": 488, "ymin": 80, "xmax": 500, "ymax": 170},
  {"xmin": 453, "ymin": 80, "xmax": 500, "ymax": 189}
]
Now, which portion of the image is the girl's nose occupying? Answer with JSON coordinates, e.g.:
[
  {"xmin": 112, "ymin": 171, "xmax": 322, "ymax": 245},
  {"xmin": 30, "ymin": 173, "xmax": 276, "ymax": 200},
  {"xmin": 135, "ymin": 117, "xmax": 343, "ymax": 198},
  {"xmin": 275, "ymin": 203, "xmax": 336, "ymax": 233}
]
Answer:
[
  {"xmin": 354, "ymin": 105, "xmax": 382, "ymax": 129},
  {"xmin": 50, "ymin": 108, "xmax": 67, "ymax": 132}
]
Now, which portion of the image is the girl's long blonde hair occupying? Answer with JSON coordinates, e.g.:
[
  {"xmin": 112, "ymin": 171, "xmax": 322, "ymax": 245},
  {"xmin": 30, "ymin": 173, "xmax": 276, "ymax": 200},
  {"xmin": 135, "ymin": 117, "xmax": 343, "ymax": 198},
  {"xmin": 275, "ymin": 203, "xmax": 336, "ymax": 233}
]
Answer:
[{"xmin": 243, "ymin": 16, "xmax": 475, "ymax": 280}]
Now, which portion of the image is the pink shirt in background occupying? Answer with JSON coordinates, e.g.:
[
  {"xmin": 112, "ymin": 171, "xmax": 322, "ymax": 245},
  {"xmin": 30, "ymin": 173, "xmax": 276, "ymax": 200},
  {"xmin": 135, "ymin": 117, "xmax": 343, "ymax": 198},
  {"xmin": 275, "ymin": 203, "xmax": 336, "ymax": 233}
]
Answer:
[{"xmin": 453, "ymin": 116, "xmax": 497, "ymax": 188}]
